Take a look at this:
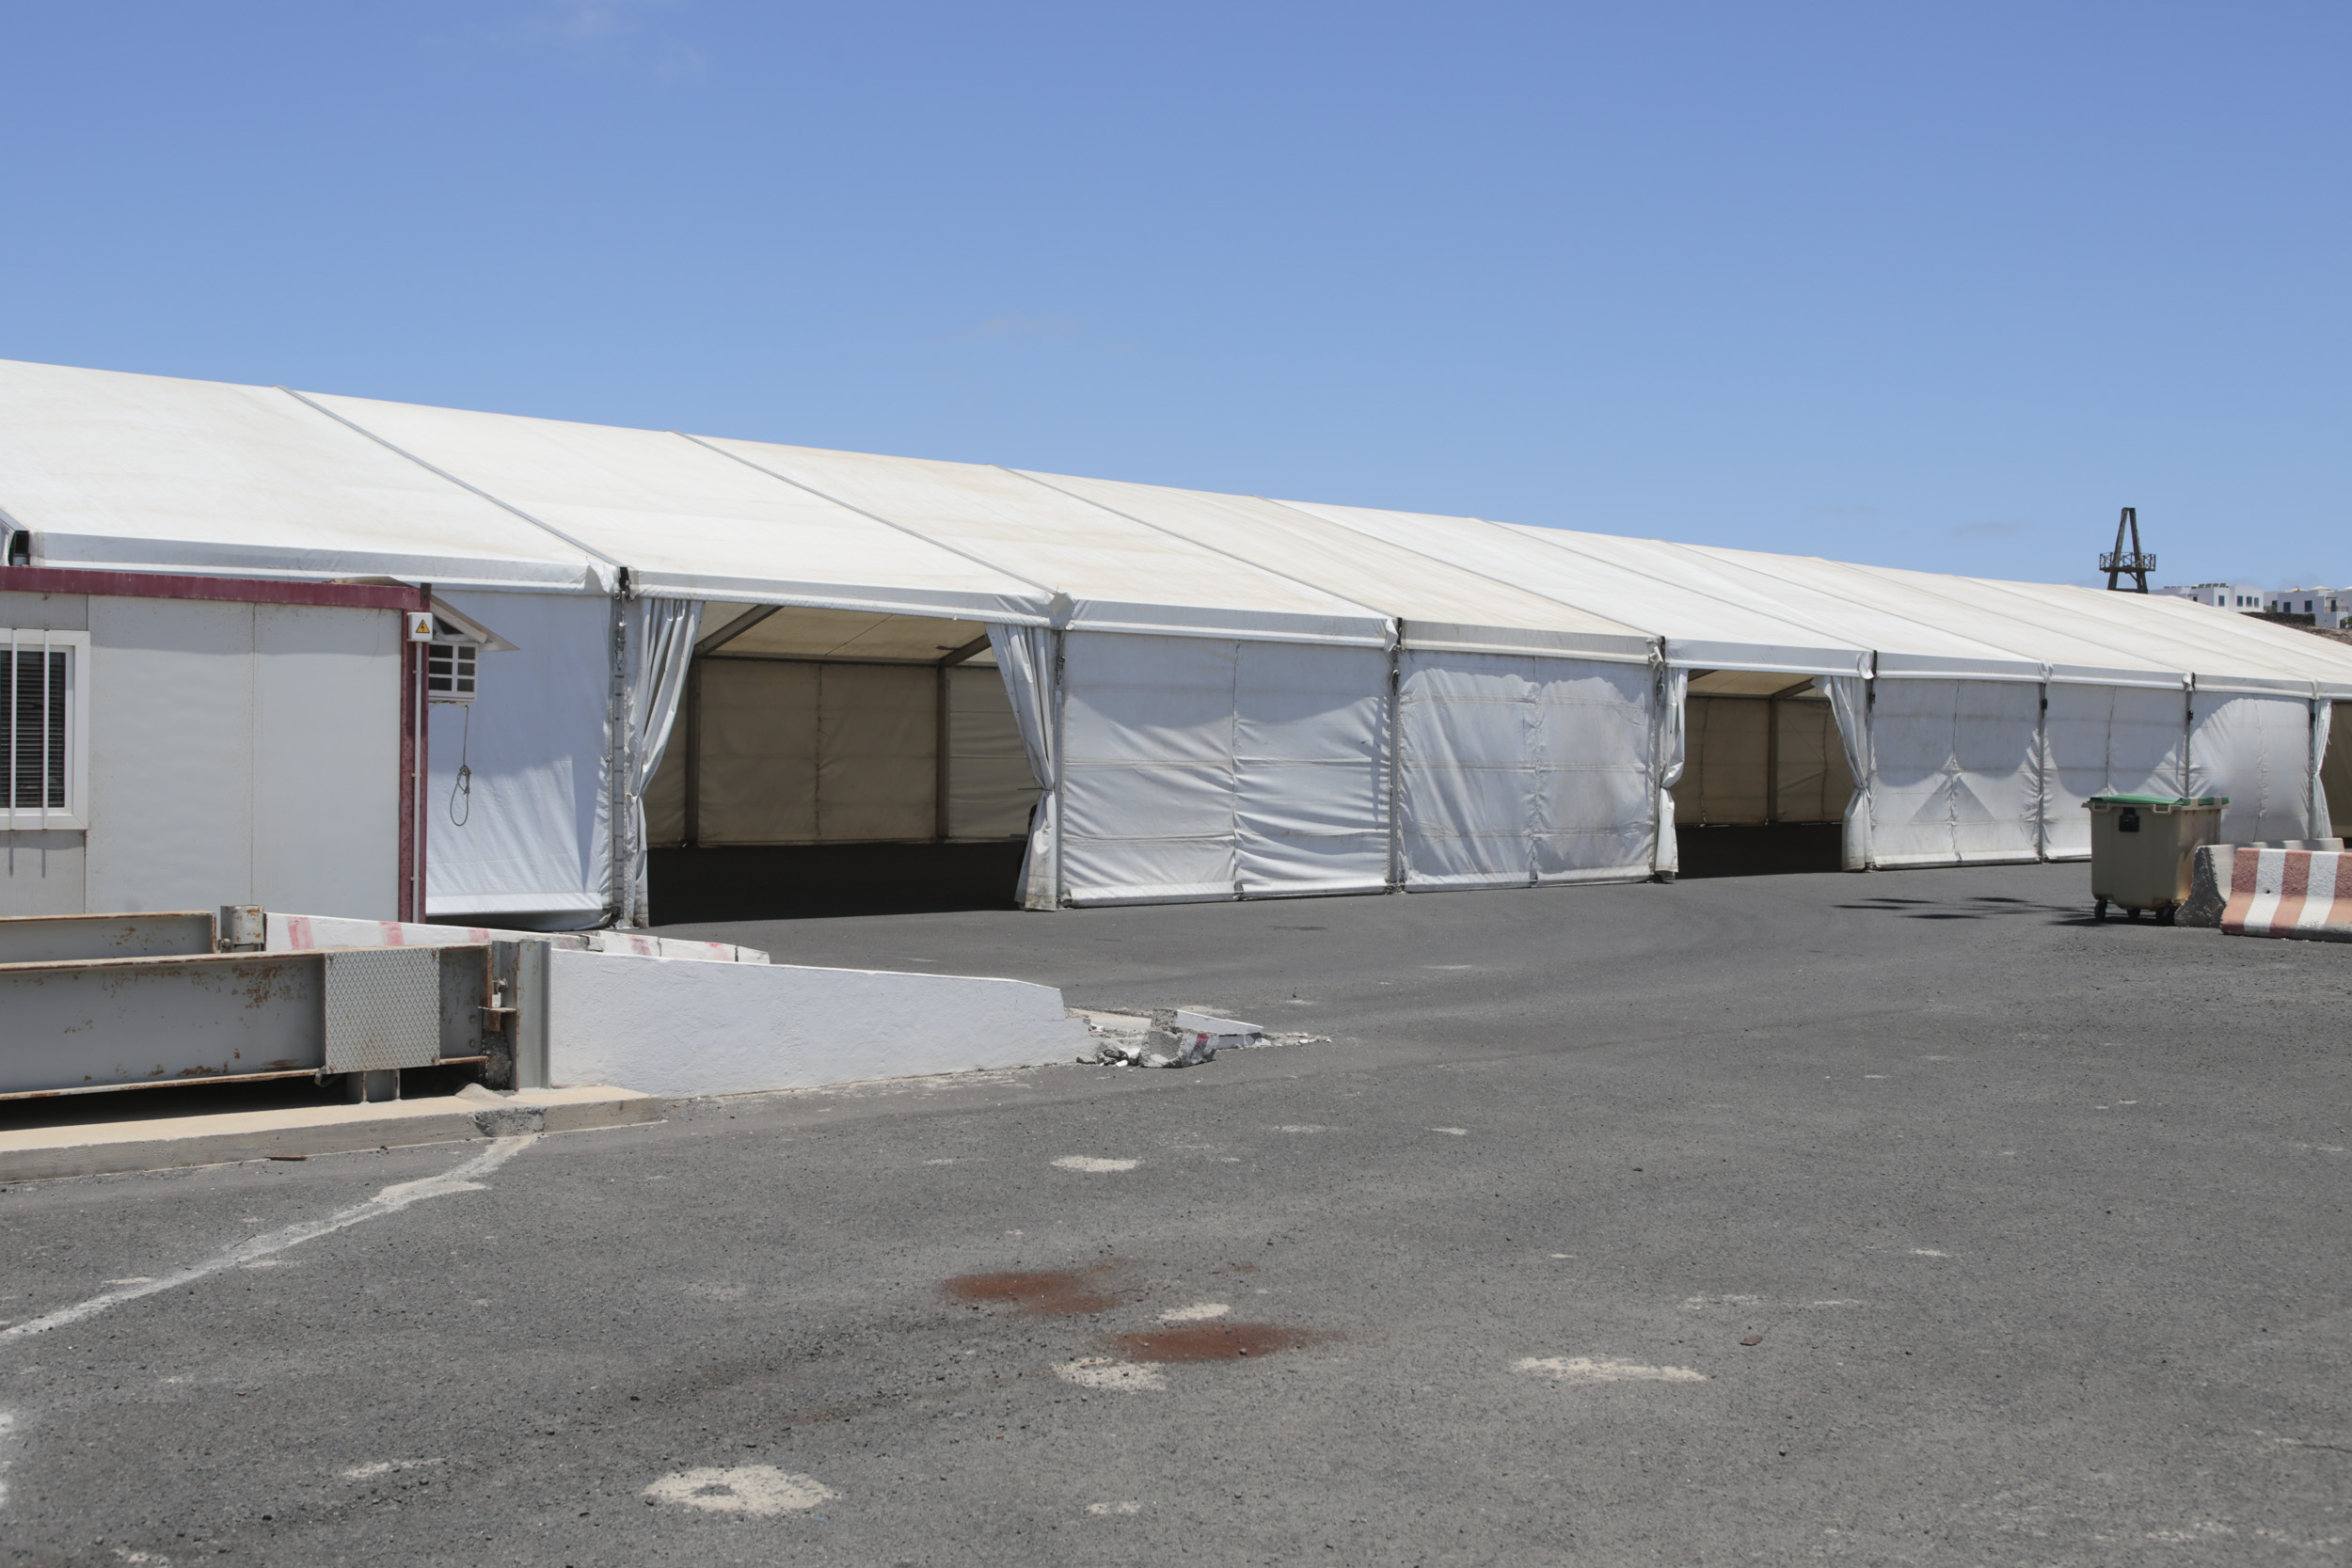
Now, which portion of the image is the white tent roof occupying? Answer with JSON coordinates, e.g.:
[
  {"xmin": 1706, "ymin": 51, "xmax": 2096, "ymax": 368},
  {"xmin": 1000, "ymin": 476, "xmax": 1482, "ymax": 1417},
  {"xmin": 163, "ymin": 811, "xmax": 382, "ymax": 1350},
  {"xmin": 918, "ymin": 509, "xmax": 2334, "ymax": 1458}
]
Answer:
[
  {"xmin": 0, "ymin": 360, "xmax": 604, "ymax": 591},
  {"xmin": 1012, "ymin": 471, "xmax": 1656, "ymax": 661},
  {"xmin": 1285, "ymin": 499, "xmax": 1873, "ymax": 675},
  {"xmin": 300, "ymin": 392, "xmax": 1055, "ymax": 625},
  {"xmin": 3, "ymin": 356, "xmax": 2349, "ymax": 695},
  {"xmin": 1513, "ymin": 526, "xmax": 2050, "ymax": 681},
  {"xmin": 693, "ymin": 437, "xmax": 1390, "ymax": 645}
]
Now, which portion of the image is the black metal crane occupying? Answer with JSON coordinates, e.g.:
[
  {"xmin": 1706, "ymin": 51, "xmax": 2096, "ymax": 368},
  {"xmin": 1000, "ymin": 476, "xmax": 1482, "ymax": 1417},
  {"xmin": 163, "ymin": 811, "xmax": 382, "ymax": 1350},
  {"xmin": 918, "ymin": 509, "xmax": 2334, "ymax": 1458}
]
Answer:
[{"xmin": 2100, "ymin": 507, "xmax": 2154, "ymax": 592}]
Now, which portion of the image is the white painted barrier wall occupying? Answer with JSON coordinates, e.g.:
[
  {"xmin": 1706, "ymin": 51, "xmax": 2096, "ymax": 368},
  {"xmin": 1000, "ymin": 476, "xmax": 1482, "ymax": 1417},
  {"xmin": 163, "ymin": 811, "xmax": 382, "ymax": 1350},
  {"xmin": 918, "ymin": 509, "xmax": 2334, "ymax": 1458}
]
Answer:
[{"xmin": 544, "ymin": 950, "xmax": 1093, "ymax": 1098}]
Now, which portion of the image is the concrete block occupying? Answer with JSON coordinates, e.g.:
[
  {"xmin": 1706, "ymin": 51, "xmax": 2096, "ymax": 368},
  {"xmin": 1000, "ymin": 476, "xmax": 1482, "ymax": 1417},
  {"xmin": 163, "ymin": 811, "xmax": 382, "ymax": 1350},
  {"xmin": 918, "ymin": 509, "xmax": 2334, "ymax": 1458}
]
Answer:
[
  {"xmin": 2181, "ymin": 846, "xmax": 2228, "ymax": 927},
  {"xmin": 546, "ymin": 951, "xmax": 1093, "ymax": 1098}
]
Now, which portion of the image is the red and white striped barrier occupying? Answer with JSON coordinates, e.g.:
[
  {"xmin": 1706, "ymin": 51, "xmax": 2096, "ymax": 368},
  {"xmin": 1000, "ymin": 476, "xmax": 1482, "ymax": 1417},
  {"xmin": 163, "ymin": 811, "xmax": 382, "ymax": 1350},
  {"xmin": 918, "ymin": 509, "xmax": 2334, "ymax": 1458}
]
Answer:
[{"xmin": 2220, "ymin": 847, "xmax": 2352, "ymax": 943}]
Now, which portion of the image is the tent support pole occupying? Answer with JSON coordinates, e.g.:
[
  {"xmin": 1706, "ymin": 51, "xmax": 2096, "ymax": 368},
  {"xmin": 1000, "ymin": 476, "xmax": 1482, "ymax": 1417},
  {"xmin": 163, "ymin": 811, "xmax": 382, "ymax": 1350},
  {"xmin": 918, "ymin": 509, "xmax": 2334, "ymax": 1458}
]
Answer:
[
  {"xmin": 398, "ymin": 594, "xmax": 427, "ymax": 924},
  {"xmin": 608, "ymin": 579, "xmax": 633, "ymax": 927},
  {"xmin": 2035, "ymin": 680, "xmax": 2051, "ymax": 862},
  {"xmin": 1051, "ymin": 628, "xmax": 1068, "ymax": 909},
  {"xmin": 1386, "ymin": 640, "xmax": 1404, "ymax": 893}
]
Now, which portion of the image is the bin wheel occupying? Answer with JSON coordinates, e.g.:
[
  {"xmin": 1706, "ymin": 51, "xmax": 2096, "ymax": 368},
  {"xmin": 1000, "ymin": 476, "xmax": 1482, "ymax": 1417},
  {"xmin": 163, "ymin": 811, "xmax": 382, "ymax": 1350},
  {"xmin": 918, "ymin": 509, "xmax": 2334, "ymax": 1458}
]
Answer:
[
  {"xmin": 2157, "ymin": 905, "xmax": 2176, "ymax": 927},
  {"xmin": 2126, "ymin": 906, "xmax": 2142, "ymax": 922},
  {"xmin": 2093, "ymin": 898, "xmax": 2107, "ymax": 923}
]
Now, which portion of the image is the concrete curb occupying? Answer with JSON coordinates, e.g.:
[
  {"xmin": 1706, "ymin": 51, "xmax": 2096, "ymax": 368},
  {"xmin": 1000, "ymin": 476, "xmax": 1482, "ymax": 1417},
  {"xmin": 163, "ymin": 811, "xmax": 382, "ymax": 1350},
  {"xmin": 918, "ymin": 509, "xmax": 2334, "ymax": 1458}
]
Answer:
[{"xmin": 0, "ymin": 1086, "xmax": 661, "ymax": 1183}]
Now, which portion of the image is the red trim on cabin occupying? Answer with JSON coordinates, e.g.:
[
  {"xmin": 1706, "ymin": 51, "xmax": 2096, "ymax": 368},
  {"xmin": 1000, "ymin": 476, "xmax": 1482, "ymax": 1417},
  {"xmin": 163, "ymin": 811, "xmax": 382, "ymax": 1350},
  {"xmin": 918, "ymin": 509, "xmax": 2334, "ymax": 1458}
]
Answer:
[{"xmin": 0, "ymin": 564, "xmax": 429, "ymax": 611}]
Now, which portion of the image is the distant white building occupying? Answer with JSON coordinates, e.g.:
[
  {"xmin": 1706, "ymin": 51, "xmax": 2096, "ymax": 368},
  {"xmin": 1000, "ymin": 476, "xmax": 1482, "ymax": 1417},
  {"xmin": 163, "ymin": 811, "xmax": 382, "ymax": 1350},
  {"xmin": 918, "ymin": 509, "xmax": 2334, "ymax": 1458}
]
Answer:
[
  {"xmin": 2266, "ymin": 586, "xmax": 2349, "ymax": 628},
  {"xmin": 2155, "ymin": 582, "xmax": 2265, "ymax": 612}
]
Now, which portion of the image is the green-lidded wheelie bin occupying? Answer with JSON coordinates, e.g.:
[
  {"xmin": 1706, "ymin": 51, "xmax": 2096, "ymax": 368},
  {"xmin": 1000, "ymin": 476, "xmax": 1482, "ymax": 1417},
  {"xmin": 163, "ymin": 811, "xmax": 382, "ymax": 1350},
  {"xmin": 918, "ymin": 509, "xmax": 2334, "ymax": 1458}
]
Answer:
[{"xmin": 2086, "ymin": 794, "xmax": 2228, "ymax": 925}]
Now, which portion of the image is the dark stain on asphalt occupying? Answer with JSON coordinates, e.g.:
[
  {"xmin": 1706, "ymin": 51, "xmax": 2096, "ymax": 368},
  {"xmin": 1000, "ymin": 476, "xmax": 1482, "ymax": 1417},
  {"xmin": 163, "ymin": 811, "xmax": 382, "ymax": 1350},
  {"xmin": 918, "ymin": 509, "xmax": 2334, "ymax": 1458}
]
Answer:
[
  {"xmin": 1104, "ymin": 1323, "xmax": 1328, "ymax": 1362},
  {"xmin": 944, "ymin": 1265, "xmax": 1123, "ymax": 1315}
]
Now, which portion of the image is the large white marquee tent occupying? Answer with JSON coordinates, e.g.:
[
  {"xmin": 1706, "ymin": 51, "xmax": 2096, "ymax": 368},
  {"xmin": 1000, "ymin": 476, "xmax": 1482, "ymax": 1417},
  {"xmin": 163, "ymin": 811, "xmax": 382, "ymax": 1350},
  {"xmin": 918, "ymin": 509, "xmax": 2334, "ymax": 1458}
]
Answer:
[{"xmin": 3, "ymin": 356, "xmax": 2345, "ymax": 927}]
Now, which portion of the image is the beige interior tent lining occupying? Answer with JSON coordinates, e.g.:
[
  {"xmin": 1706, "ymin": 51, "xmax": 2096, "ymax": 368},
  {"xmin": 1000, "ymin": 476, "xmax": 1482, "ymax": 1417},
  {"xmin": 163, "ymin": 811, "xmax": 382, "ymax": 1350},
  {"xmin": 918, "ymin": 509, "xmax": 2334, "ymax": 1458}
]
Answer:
[
  {"xmin": 1675, "ymin": 689, "xmax": 1852, "ymax": 827},
  {"xmin": 643, "ymin": 606, "xmax": 1037, "ymax": 847}
]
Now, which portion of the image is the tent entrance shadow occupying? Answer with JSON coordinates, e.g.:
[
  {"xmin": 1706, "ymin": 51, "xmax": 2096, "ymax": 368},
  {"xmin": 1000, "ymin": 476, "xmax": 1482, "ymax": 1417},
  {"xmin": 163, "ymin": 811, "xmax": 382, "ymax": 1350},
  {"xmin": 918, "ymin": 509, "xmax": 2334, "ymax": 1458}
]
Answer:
[
  {"xmin": 1671, "ymin": 677, "xmax": 1854, "ymax": 877},
  {"xmin": 650, "ymin": 841, "xmax": 1026, "ymax": 922},
  {"xmin": 1674, "ymin": 823, "xmax": 1844, "ymax": 879},
  {"xmin": 640, "ymin": 607, "xmax": 1042, "ymax": 922}
]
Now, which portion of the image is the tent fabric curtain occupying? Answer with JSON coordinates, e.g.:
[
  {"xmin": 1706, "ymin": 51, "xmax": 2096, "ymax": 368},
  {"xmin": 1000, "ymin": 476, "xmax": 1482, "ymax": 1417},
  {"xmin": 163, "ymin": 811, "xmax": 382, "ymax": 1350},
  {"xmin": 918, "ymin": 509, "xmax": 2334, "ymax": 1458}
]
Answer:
[
  {"xmin": 988, "ymin": 623, "xmax": 1061, "ymax": 911},
  {"xmin": 617, "ymin": 596, "xmax": 701, "ymax": 926},
  {"xmin": 2314, "ymin": 701, "xmax": 2336, "ymax": 840},
  {"xmin": 1652, "ymin": 665, "xmax": 1689, "ymax": 876},
  {"xmin": 1395, "ymin": 651, "xmax": 1655, "ymax": 891},
  {"xmin": 1863, "ymin": 678, "xmax": 2043, "ymax": 866},
  {"xmin": 1772, "ymin": 700, "xmax": 1850, "ymax": 822},
  {"xmin": 2189, "ymin": 691, "xmax": 2319, "ymax": 842},
  {"xmin": 425, "ymin": 589, "xmax": 613, "ymax": 929},
  {"xmin": 1825, "ymin": 676, "xmax": 1872, "ymax": 869},
  {"xmin": 2038, "ymin": 682, "xmax": 2188, "ymax": 859},
  {"xmin": 1053, "ymin": 631, "xmax": 1390, "ymax": 906}
]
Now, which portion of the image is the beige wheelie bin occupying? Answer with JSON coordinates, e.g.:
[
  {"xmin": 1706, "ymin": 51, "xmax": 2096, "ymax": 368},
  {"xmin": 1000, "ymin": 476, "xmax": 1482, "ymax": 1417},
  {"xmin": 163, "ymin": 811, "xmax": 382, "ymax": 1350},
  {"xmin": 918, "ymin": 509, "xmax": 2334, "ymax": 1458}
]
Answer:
[{"xmin": 2086, "ymin": 794, "xmax": 2227, "ymax": 925}]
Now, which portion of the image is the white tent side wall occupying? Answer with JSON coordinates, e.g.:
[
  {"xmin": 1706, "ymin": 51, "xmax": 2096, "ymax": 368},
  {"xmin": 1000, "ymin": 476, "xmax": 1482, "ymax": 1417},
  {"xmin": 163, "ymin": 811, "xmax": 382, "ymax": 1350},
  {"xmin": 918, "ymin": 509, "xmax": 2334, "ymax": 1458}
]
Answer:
[
  {"xmin": 1055, "ymin": 632, "xmax": 1392, "ymax": 905},
  {"xmin": 425, "ymin": 589, "xmax": 614, "ymax": 928},
  {"xmin": 1397, "ymin": 651, "xmax": 1658, "ymax": 891},
  {"xmin": 2190, "ymin": 686, "xmax": 2327, "ymax": 843},
  {"xmin": 2039, "ymin": 682, "xmax": 2190, "ymax": 858},
  {"xmin": 1861, "ymin": 676, "xmax": 2046, "ymax": 866}
]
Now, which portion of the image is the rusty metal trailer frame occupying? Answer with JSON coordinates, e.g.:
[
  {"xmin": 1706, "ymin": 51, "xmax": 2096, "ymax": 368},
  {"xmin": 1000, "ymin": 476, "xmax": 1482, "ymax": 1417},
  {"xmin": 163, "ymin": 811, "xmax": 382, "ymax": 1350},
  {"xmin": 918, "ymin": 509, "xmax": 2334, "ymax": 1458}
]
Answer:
[{"xmin": 0, "ymin": 942, "xmax": 517, "ymax": 1101}]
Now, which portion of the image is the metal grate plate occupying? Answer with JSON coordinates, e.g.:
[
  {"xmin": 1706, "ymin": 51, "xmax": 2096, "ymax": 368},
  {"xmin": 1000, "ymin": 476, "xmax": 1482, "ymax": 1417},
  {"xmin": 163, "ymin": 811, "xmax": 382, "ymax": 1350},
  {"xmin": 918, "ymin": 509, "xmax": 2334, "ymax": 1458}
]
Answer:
[{"xmin": 323, "ymin": 946, "xmax": 444, "ymax": 1072}]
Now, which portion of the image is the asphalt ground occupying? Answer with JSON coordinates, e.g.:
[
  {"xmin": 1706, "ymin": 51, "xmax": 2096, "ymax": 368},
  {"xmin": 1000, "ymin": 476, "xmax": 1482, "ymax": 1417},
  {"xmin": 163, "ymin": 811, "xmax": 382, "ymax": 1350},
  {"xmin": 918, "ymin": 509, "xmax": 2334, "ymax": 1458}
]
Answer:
[{"xmin": 3, "ymin": 862, "xmax": 2348, "ymax": 1566}]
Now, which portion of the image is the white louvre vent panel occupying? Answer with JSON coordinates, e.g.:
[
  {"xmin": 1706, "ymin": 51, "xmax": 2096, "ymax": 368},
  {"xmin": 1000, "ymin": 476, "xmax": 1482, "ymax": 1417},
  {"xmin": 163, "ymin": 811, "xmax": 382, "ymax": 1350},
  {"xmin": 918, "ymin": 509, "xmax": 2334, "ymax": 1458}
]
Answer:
[
  {"xmin": 323, "ymin": 946, "xmax": 445, "ymax": 1072},
  {"xmin": 426, "ymin": 641, "xmax": 478, "ymax": 703},
  {"xmin": 6, "ymin": 646, "xmax": 68, "ymax": 810}
]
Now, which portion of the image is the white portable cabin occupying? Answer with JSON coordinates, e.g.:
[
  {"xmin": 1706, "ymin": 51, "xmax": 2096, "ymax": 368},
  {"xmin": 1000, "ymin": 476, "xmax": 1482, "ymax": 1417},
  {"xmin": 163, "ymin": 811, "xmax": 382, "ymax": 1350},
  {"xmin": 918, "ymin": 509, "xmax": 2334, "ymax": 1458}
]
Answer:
[
  {"xmin": 0, "ymin": 565, "xmax": 427, "ymax": 920},
  {"xmin": 3, "ymin": 356, "xmax": 2348, "ymax": 928}
]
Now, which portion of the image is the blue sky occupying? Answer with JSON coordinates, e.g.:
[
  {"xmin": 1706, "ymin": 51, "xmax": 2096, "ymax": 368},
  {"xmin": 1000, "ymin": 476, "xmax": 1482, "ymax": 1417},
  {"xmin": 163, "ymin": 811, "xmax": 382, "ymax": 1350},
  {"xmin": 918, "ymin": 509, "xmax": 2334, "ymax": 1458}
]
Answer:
[{"xmin": 1, "ymin": 2, "xmax": 2343, "ymax": 587}]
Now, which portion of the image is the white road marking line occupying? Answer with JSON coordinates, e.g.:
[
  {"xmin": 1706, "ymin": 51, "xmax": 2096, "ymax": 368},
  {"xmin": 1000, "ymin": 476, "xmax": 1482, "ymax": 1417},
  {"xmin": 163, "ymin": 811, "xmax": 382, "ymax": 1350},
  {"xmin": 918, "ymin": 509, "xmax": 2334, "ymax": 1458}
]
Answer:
[
  {"xmin": 1429, "ymin": 1127, "xmax": 1469, "ymax": 1135},
  {"xmin": 1056, "ymin": 1358, "xmax": 1168, "ymax": 1391},
  {"xmin": 643, "ymin": 1465, "xmax": 837, "ymax": 1515},
  {"xmin": 1679, "ymin": 1294, "xmax": 1762, "ymax": 1310},
  {"xmin": 1517, "ymin": 1356, "xmax": 1708, "ymax": 1384},
  {"xmin": 1911, "ymin": 1249, "xmax": 1948, "ymax": 1258},
  {"xmin": 1088, "ymin": 1500, "xmax": 1144, "ymax": 1515},
  {"xmin": 0, "ymin": 1136, "xmax": 539, "ymax": 1344},
  {"xmin": 1271, "ymin": 1125, "xmax": 1331, "ymax": 1133},
  {"xmin": 1160, "ymin": 1302, "xmax": 1230, "ymax": 1323},
  {"xmin": 342, "ymin": 1458, "xmax": 446, "ymax": 1481},
  {"xmin": 0, "ymin": 1409, "xmax": 14, "ymax": 1508},
  {"xmin": 1053, "ymin": 1156, "xmax": 1138, "ymax": 1172}
]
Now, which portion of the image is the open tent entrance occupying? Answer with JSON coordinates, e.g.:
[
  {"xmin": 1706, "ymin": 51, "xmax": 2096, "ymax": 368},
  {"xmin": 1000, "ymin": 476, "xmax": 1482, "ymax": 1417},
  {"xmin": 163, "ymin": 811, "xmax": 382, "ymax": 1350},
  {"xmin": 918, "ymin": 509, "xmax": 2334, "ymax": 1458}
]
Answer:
[
  {"xmin": 1673, "ymin": 671, "xmax": 1853, "ymax": 877},
  {"xmin": 643, "ymin": 605, "xmax": 1041, "ymax": 920}
]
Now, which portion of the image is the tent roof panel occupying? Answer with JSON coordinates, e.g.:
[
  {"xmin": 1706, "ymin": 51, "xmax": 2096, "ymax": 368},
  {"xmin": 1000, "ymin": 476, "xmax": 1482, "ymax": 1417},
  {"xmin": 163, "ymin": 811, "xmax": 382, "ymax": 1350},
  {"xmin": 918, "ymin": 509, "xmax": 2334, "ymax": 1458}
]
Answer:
[
  {"xmin": 1512, "ymin": 527, "xmax": 2045, "ymax": 678},
  {"xmin": 1016, "ymin": 471, "xmax": 1657, "ymax": 659},
  {"xmin": 1284, "ymin": 500, "xmax": 1870, "ymax": 674},
  {"xmin": 1843, "ymin": 562, "xmax": 2352, "ymax": 695},
  {"xmin": 1684, "ymin": 544, "xmax": 2185, "ymax": 679},
  {"xmin": 302, "ymin": 392, "xmax": 1053, "ymax": 624},
  {"xmin": 0, "ymin": 360, "xmax": 602, "ymax": 590},
  {"xmin": 697, "ymin": 438, "xmax": 1391, "ymax": 645}
]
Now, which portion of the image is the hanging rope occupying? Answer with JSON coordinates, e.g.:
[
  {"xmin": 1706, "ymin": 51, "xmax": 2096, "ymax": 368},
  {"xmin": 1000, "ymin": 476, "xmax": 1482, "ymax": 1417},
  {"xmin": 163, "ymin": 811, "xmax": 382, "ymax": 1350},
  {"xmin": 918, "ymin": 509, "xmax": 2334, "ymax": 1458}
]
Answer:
[{"xmin": 448, "ymin": 704, "xmax": 473, "ymax": 826}]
